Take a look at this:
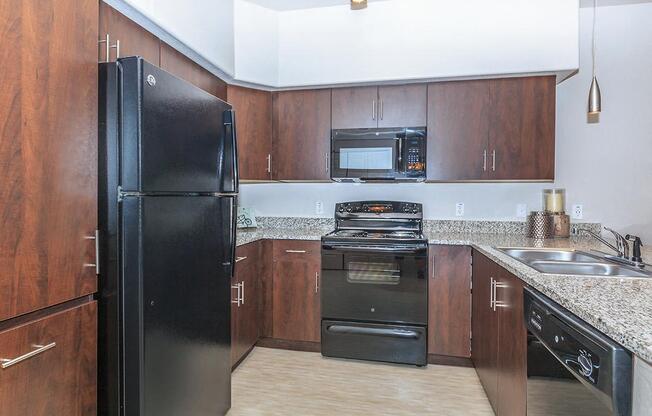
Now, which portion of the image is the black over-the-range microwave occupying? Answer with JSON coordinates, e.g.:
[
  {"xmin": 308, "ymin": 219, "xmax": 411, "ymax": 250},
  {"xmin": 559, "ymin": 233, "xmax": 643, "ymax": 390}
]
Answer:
[{"xmin": 330, "ymin": 127, "xmax": 427, "ymax": 182}]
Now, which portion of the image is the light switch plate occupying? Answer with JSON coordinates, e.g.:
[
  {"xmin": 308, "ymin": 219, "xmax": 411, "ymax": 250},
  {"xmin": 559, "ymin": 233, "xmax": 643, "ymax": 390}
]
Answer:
[
  {"xmin": 315, "ymin": 201, "xmax": 324, "ymax": 215},
  {"xmin": 455, "ymin": 203, "xmax": 465, "ymax": 217},
  {"xmin": 517, "ymin": 203, "xmax": 528, "ymax": 218}
]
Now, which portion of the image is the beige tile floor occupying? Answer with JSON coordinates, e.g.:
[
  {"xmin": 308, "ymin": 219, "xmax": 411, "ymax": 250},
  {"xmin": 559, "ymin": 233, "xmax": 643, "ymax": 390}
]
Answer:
[{"xmin": 229, "ymin": 347, "xmax": 494, "ymax": 416}]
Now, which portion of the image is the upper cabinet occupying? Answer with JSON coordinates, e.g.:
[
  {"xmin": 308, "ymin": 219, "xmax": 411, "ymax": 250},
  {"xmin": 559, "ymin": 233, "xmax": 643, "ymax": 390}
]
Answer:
[
  {"xmin": 0, "ymin": 0, "xmax": 98, "ymax": 321},
  {"xmin": 160, "ymin": 43, "xmax": 228, "ymax": 100},
  {"xmin": 427, "ymin": 76, "xmax": 556, "ymax": 182},
  {"xmin": 227, "ymin": 86, "xmax": 273, "ymax": 181},
  {"xmin": 99, "ymin": 2, "xmax": 160, "ymax": 65},
  {"xmin": 272, "ymin": 89, "xmax": 332, "ymax": 181},
  {"xmin": 332, "ymin": 85, "xmax": 426, "ymax": 129}
]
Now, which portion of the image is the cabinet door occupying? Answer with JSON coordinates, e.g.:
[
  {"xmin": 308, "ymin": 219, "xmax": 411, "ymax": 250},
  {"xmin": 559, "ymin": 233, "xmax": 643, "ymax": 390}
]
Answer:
[
  {"xmin": 272, "ymin": 90, "xmax": 332, "ymax": 181},
  {"xmin": 489, "ymin": 76, "xmax": 555, "ymax": 180},
  {"xmin": 160, "ymin": 43, "xmax": 227, "ymax": 100},
  {"xmin": 231, "ymin": 242, "xmax": 260, "ymax": 366},
  {"xmin": 0, "ymin": 301, "xmax": 97, "ymax": 415},
  {"xmin": 272, "ymin": 241, "xmax": 321, "ymax": 342},
  {"xmin": 496, "ymin": 270, "xmax": 527, "ymax": 416},
  {"xmin": 428, "ymin": 245, "xmax": 472, "ymax": 357},
  {"xmin": 427, "ymin": 81, "xmax": 491, "ymax": 181},
  {"xmin": 227, "ymin": 86, "xmax": 273, "ymax": 181},
  {"xmin": 0, "ymin": 0, "xmax": 98, "ymax": 321},
  {"xmin": 377, "ymin": 84, "xmax": 427, "ymax": 128},
  {"xmin": 99, "ymin": 2, "xmax": 160, "ymax": 64},
  {"xmin": 331, "ymin": 86, "xmax": 378, "ymax": 129},
  {"xmin": 471, "ymin": 252, "xmax": 499, "ymax": 413}
]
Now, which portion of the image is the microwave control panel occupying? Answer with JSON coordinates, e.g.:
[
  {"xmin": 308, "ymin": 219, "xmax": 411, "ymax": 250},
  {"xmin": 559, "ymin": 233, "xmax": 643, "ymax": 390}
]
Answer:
[{"xmin": 404, "ymin": 138, "xmax": 425, "ymax": 174}]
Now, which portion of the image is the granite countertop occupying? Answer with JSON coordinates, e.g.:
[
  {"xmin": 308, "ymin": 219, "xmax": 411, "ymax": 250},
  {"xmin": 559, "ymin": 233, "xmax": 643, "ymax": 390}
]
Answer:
[{"xmin": 236, "ymin": 222, "xmax": 652, "ymax": 363}]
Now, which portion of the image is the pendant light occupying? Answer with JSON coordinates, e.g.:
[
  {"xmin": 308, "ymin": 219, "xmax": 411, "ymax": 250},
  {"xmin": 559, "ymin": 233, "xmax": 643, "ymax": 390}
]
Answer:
[
  {"xmin": 351, "ymin": 0, "xmax": 367, "ymax": 10},
  {"xmin": 588, "ymin": 0, "xmax": 601, "ymax": 115}
]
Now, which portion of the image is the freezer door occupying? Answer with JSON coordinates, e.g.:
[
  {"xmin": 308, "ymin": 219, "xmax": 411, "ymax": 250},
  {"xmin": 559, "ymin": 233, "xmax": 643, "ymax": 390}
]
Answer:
[
  {"xmin": 119, "ymin": 57, "xmax": 237, "ymax": 193},
  {"xmin": 121, "ymin": 195, "xmax": 235, "ymax": 416}
]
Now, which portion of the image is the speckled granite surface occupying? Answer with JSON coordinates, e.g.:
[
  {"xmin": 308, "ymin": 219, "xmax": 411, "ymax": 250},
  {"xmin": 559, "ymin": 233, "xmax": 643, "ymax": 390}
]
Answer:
[{"xmin": 236, "ymin": 217, "xmax": 652, "ymax": 362}]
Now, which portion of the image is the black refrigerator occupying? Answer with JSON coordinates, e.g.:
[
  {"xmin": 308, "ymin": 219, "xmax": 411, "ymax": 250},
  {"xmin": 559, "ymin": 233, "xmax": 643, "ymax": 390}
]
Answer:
[{"xmin": 98, "ymin": 56, "xmax": 237, "ymax": 416}]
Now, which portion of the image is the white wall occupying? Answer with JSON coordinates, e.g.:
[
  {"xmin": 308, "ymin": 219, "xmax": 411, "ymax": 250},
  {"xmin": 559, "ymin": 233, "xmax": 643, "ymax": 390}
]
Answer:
[
  {"xmin": 275, "ymin": 0, "xmax": 579, "ymax": 87},
  {"xmin": 240, "ymin": 2, "xmax": 652, "ymax": 241},
  {"xmin": 122, "ymin": 0, "xmax": 236, "ymax": 76},
  {"xmin": 233, "ymin": 0, "xmax": 279, "ymax": 85}
]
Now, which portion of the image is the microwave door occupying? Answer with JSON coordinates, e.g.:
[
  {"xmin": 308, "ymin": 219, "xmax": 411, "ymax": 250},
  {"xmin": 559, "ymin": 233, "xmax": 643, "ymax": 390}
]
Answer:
[{"xmin": 334, "ymin": 140, "xmax": 398, "ymax": 179}]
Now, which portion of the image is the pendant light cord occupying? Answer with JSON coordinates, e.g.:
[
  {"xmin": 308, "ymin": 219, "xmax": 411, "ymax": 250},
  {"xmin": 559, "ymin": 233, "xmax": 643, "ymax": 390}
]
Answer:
[{"xmin": 592, "ymin": 0, "xmax": 598, "ymax": 78}]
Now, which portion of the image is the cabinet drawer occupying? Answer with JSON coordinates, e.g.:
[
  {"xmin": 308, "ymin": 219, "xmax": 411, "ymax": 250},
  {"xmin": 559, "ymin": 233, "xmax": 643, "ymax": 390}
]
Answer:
[
  {"xmin": 273, "ymin": 240, "xmax": 321, "ymax": 260},
  {"xmin": 0, "ymin": 302, "xmax": 97, "ymax": 416},
  {"xmin": 235, "ymin": 242, "xmax": 260, "ymax": 269}
]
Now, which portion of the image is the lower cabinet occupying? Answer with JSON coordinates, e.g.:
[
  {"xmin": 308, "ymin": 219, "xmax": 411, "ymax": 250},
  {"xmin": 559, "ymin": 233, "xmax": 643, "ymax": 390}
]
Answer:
[
  {"xmin": 272, "ymin": 240, "xmax": 321, "ymax": 343},
  {"xmin": 428, "ymin": 245, "xmax": 472, "ymax": 358},
  {"xmin": 472, "ymin": 250, "xmax": 526, "ymax": 416},
  {"xmin": 231, "ymin": 242, "xmax": 261, "ymax": 367},
  {"xmin": 0, "ymin": 301, "xmax": 97, "ymax": 415}
]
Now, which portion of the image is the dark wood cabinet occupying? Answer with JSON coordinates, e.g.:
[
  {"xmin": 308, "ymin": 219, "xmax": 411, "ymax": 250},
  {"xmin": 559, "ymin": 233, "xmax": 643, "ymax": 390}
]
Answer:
[
  {"xmin": 99, "ymin": 2, "xmax": 160, "ymax": 65},
  {"xmin": 332, "ymin": 84, "xmax": 426, "ymax": 129},
  {"xmin": 231, "ymin": 242, "xmax": 261, "ymax": 367},
  {"xmin": 472, "ymin": 250, "xmax": 527, "ymax": 416},
  {"xmin": 160, "ymin": 43, "xmax": 227, "ymax": 100},
  {"xmin": 272, "ymin": 241, "xmax": 321, "ymax": 342},
  {"xmin": 427, "ymin": 76, "xmax": 555, "ymax": 182},
  {"xmin": 377, "ymin": 84, "xmax": 427, "ymax": 128},
  {"xmin": 272, "ymin": 90, "xmax": 332, "ymax": 181},
  {"xmin": 489, "ymin": 77, "xmax": 555, "ymax": 180},
  {"xmin": 331, "ymin": 86, "xmax": 378, "ymax": 129},
  {"xmin": 0, "ymin": 301, "xmax": 97, "ymax": 415},
  {"xmin": 0, "ymin": 0, "xmax": 98, "ymax": 321},
  {"xmin": 227, "ymin": 86, "xmax": 273, "ymax": 181},
  {"xmin": 428, "ymin": 245, "xmax": 472, "ymax": 358},
  {"xmin": 427, "ymin": 81, "xmax": 491, "ymax": 181}
]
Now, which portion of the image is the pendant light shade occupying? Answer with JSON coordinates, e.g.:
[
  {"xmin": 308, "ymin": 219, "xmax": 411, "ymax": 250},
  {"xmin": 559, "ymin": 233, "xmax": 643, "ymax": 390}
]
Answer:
[
  {"xmin": 588, "ymin": 0, "xmax": 601, "ymax": 115},
  {"xmin": 588, "ymin": 76, "xmax": 601, "ymax": 114},
  {"xmin": 351, "ymin": 0, "xmax": 367, "ymax": 10}
]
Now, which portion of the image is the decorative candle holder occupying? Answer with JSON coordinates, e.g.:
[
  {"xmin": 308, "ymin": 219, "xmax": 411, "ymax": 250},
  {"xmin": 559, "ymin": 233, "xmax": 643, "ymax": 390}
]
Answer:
[{"xmin": 542, "ymin": 189, "xmax": 566, "ymax": 214}]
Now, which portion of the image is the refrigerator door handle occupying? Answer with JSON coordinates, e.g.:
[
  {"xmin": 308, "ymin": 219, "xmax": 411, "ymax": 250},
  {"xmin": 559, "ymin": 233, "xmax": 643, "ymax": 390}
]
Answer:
[{"xmin": 222, "ymin": 109, "xmax": 239, "ymax": 194}]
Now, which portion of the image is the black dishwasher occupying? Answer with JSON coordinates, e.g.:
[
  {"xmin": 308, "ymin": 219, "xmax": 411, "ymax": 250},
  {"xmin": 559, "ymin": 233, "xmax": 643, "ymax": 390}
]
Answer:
[{"xmin": 524, "ymin": 288, "xmax": 632, "ymax": 416}]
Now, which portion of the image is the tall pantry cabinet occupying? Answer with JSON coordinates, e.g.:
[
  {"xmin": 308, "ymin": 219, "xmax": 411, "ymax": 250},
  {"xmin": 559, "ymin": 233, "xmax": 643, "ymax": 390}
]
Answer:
[{"xmin": 0, "ymin": 0, "xmax": 99, "ymax": 414}]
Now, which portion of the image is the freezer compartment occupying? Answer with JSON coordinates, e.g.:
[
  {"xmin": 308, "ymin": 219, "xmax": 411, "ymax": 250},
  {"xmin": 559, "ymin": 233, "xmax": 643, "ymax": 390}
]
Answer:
[{"xmin": 321, "ymin": 320, "xmax": 427, "ymax": 366}]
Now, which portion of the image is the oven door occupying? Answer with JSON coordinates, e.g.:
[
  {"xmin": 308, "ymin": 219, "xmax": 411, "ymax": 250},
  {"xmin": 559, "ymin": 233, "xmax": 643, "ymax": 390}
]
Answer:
[
  {"xmin": 321, "ymin": 243, "xmax": 428, "ymax": 325},
  {"xmin": 330, "ymin": 129, "xmax": 403, "ymax": 180}
]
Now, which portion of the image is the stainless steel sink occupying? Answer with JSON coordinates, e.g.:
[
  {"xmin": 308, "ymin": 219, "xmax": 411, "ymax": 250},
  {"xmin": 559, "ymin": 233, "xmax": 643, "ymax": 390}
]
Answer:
[{"xmin": 496, "ymin": 247, "xmax": 651, "ymax": 278}]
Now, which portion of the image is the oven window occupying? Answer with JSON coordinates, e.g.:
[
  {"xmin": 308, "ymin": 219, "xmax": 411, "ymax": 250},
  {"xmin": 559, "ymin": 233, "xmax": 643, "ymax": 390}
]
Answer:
[
  {"xmin": 339, "ymin": 147, "xmax": 393, "ymax": 170},
  {"xmin": 346, "ymin": 261, "xmax": 400, "ymax": 285}
]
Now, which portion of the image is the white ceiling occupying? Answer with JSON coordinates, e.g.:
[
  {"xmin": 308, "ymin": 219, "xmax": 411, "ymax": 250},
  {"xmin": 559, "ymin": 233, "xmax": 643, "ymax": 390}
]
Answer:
[{"xmin": 243, "ymin": 0, "xmax": 389, "ymax": 11}]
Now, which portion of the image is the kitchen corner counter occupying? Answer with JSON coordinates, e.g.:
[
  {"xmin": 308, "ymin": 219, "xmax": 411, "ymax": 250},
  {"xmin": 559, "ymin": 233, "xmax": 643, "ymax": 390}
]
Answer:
[{"xmin": 235, "ymin": 221, "xmax": 652, "ymax": 363}]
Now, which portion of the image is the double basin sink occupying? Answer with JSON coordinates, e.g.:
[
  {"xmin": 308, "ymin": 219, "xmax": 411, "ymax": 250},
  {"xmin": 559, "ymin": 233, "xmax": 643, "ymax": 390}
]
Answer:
[{"xmin": 497, "ymin": 248, "xmax": 651, "ymax": 278}]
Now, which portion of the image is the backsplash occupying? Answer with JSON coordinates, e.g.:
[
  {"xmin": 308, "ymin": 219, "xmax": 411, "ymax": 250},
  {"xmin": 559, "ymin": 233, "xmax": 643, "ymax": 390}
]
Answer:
[{"xmin": 253, "ymin": 216, "xmax": 601, "ymax": 235}]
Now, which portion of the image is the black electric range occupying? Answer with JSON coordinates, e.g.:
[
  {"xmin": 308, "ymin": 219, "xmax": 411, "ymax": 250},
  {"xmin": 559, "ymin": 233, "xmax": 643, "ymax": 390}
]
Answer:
[{"xmin": 320, "ymin": 201, "xmax": 428, "ymax": 366}]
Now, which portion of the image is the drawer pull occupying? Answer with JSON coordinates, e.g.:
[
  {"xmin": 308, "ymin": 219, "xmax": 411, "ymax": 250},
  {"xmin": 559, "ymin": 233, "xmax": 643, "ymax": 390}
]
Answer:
[
  {"xmin": 285, "ymin": 250, "xmax": 307, "ymax": 254},
  {"xmin": 1, "ymin": 342, "xmax": 56, "ymax": 369},
  {"xmin": 235, "ymin": 256, "xmax": 248, "ymax": 263}
]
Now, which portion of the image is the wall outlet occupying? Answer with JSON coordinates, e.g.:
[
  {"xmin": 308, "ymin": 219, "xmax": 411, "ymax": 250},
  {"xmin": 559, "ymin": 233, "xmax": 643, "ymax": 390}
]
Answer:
[
  {"xmin": 315, "ymin": 201, "xmax": 324, "ymax": 215},
  {"xmin": 516, "ymin": 203, "xmax": 528, "ymax": 218},
  {"xmin": 571, "ymin": 204, "xmax": 583, "ymax": 219},
  {"xmin": 455, "ymin": 202, "xmax": 465, "ymax": 217}
]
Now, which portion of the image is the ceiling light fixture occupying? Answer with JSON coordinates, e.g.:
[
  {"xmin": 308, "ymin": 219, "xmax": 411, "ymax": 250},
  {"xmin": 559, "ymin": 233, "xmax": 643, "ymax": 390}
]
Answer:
[
  {"xmin": 351, "ymin": 0, "xmax": 367, "ymax": 10},
  {"xmin": 588, "ymin": 0, "xmax": 601, "ymax": 115}
]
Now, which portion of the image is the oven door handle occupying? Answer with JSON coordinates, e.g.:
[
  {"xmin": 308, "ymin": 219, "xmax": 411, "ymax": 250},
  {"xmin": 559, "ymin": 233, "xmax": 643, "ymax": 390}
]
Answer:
[
  {"xmin": 322, "ymin": 245, "xmax": 426, "ymax": 254},
  {"xmin": 326, "ymin": 325, "xmax": 421, "ymax": 340}
]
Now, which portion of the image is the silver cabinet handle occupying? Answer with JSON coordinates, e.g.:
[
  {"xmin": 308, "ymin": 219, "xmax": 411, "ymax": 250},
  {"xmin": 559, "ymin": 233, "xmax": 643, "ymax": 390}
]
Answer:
[
  {"xmin": 235, "ymin": 256, "xmax": 247, "ymax": 263},
  {"xmin": 489, "ymin": 277, "xmax": 495, "ymax": 309},
  {"xmin": 315, "ymin": 272, "xmax": 319, "ymax": 293},
  {"xmin": 372, "ymin": 100, "xmax": 376, "ymax": 120},
  {"xmin": 266, "ymin": 154, "xmax": 272, "ymax": 174},
  {"xmin": 325, "ymin": 153, "xmax": 329, "ymax": 174},
  {"xmin": 493, "ymin": 281, "xmax": 508, "ymax": 311},
  {"xmin": 231, "ymin": 283, "xmax": 241, "ymax": 307},
  {"xmin": 483, "ymin": 149, "xmax": 488, "ymax": 172},
  {"xmin": 1, "ymin": 342, "xmax": 56, "ymax": 369},
  {"xmin": 380, "ymin": 100, "xmax": 384, "ymax": 120},
  {"xmin": 83, "ymin": 230, "xmax": 100, "ymax": 275},
  {"xmin": 492, "ymin": 150, "xmax": 496, "ymax": 172},
  {"xmin": 98, "ymin": 34, "xmax": 120, "ymax": 63},
  {"xmin": 241, "ymin": 280, "xmax": 245, "ymax": 305},
  {"xmin": 285, "ymin": 250, "xmax": 307, "ymax": 254}
]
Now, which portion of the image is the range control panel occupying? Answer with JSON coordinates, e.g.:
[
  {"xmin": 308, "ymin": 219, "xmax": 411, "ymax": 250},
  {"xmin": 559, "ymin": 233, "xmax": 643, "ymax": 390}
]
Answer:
[{"xmin": 336, "ymin": 201, "xmax": 422, "ymax": 215}]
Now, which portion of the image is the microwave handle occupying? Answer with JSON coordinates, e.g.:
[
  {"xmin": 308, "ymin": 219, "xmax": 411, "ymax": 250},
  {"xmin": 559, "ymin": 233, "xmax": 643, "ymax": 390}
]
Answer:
[{"xmin": 397, "ymin": 137, "xmax": 404, "ymax": 171}]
